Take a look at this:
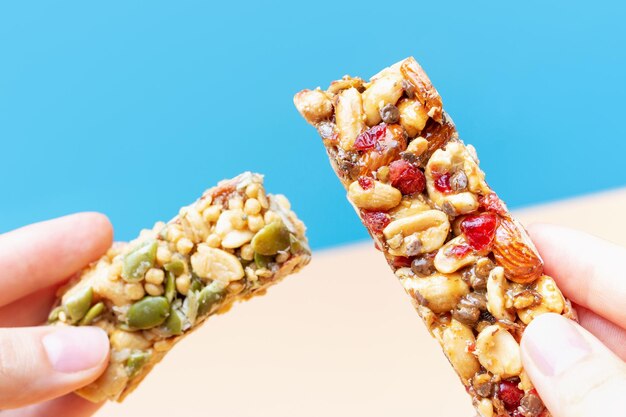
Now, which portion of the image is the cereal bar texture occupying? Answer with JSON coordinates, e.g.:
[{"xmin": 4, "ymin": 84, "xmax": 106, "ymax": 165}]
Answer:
[
  {"xmin": 48, "ymin": 172, "xmax": 311, "ymax": 402},
  {"xmin": 294, "ymin": 57, "xmax": 575, "ymax": 417}
]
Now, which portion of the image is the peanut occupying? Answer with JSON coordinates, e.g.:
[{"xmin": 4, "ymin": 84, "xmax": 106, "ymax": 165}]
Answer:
[
  {"xmin": 517, "ymin": 275, "xmax": 565, "ymax": 324},
  {"xmin": 362, "ymin": 74, "xmax": 404, "ymax": 126},
  {"xmin": 335, "ymin": 87, "xmax": 366, "ymax": 150},
  {"xmin": 348, "ymin": 179, "xmax": 401, "ymax": 211},
  {"xmin": 434, "ymin": 235, "xmax": 478, "ymax": 274},
  {"xmin": 401, "ymin": 270, "xmax": 469, "ymax": 314},
  {"xmin": 486, "ymin": 266, "xmax": 515, "ymax": 321},
  {"xmin": 293, "ymin": 89, "xmax": 333, "ymax": 125},
  {"xmin": 442, "ymin": 319, "xmax": 481, "ymax": 383},
  {"xmin": 397, "ymin": 98, "xmax": 429, "ymax": 137},
  {"xmin": 475, "ymin": 325, "xmax": 522, "ymax": 378},
  {"xmin": 384, "ymin": 210, "xmax": 450, "ymax": 255}
]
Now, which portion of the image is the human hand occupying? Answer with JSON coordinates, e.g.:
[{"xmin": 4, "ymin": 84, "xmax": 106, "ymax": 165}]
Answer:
[
  {"xmin": 521, "ymin": 224, "xmax": 626, "ymax": 417},
  {"xmin": 0, "ymin": 213, "xmax": 113, "ymax": 416}
]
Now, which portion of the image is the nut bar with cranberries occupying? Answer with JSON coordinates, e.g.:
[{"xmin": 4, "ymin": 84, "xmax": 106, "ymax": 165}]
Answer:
[
  {"xmin": 294, "ymin": 57, "xmax": 575, "ymax": 417},
  {"xmin": 48, "ymin": 172, "xmax": 311, "ymax": 402}
]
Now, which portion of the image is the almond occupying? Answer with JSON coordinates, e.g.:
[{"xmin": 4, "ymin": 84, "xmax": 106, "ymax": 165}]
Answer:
[
  {"xmin": 492, "ymin": 216, "xmax": 543, "ymax": 284},
  {"xmin": 399, "ymin": 57, "xmax": 443, "ymax": 122}
]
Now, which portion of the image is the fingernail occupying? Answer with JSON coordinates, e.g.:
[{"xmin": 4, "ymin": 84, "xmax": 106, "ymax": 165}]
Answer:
[
  {"xmin": 523, "ymin": 314, "xmax": 591, "ymax": 376},
  {"xmin": 43, "ymin": 327, "xmax": 109, "ymax": 373}
]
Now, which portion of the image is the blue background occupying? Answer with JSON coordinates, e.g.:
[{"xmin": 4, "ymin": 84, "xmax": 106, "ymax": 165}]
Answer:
[{"xmin": 1, "ymin": 1, "xmax": 625, "ymax": 248}]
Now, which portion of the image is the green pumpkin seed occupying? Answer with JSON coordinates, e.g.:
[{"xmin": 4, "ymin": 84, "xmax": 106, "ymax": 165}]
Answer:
[
  {"xmin": 189, "ymin": 276, "xmax": 203, "ymax": 293},
  {"xmin": 186, "ymin": 290, "xmax": 199, "ymax": 324},
  {"xmin": 197, "ymin": 285, "xmax": 222, "ymax": 317},
  {"xmin": 127, "ymin": 296, "xmax": 170, "ymax": 330},
  {"xmin": 165, "ymin": 271, "xmax": 176, "ymax": 302},
  {"xmin": 254, "ymin": 252, "xmax": 273, "ymax": 269},
  {"xmin": 48, "ymin": 306, "xmax": 64, "ymax": 323},
  {"xmin": 122, "ymin": 240, "xmax": 158, "ymax": 282},
  {"xmin": 289, "ymin": 234, "xmax": 311, "ymax": 255},
  {"xmin": 164, "ymin": 259, "xmax": 185, "ymax": 275},
  {"xmin": 64, "ymin": 287, "xmax": 93, "ymax": 323},
  {"xmin": 251, "ymin": 221, "xmax": 291, "ymax": 256},
  {"xmin": 79, "ymin": 301, "xmax": 105, "ymax": 325},
  {"xmin": 164, "ymin": 308, "xmax": 184, "ymax": 335},
  {"xmin": 126, "ymin": 351, "xmax": 151, "ymax": 378}
]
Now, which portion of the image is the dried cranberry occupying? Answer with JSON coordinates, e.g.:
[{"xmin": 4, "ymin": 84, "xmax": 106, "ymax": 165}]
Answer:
[
  {"xmin": 358, "ymin": 176, "xmax": 374, "ymax": 190},
  {"xmin": 479, "ymin": 193, "xmax": 507, "ymax": 215},
  {"xmin": 449, "ymin": 244, "xmax": 473, "ymax": 258},
  {"xmin": 362, "ymin": 211, "xmax": 391, "ymax": 233},
  {"xmin": 391, "ymin": 256, "xmax": 412, "ymax": 268},
  {"xmin": 354, "ymin": 124, "xmax": 387, "ymax": 151},
  {"xmin": 389, "ymin": 160, "xmax": 425, "ymax": 194},
  {"xmin": 460, "ymin": 213, "xmax": 499, "ymax": 251},
  {"xmin": 498, "ymin": 380, "xmax": 524, "ymax": 411},
  {"xmin": 433, "ymin": 172, "xmax": 452, "ymax": 193}
]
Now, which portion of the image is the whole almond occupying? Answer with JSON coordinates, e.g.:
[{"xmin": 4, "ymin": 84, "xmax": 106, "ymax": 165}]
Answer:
[{"xmin": 492, "ymin": 216, "xmax": 543, "ymax": 284}]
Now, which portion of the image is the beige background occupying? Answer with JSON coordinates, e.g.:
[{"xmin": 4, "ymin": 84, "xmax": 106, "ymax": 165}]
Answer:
[{"xmin": 98, "ymin": 188, "xmax": 626, "ymax": 417}]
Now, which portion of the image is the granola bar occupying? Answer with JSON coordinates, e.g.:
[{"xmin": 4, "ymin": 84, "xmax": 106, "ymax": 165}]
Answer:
[
  {"xmin": 294, "ymin": 58, "xmax": 575, "ymax": 417},
  {"xmin": 48, "ymin": 172, "xmax": 311, "ymax": 402}
]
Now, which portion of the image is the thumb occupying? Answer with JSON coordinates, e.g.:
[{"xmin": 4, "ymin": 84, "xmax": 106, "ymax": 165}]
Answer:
[
  {"xmin": 0, "ymin": 326, "xmax": 109, "ymax": 409},
  {"xmin": 521, "ymin": 313, "xmax": 626, "ymax": 417}
]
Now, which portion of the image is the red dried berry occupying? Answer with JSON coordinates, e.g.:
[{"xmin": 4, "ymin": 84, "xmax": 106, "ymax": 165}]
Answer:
[
  {"xmin": 479, "ymin": 193, "xmax": 507, "ymax": 215},
  {"xmin": 358, "ymin": 176, "xmax": 374, "ymax": 190},
  {"xmin": 354, "ymin": 124, "xmax": 387, "ymax": 151},
  {"xmin": 362, "ymin": 211, "xmax": 391, "ymax": 233},
  {"xmin": 498, "ymin": 380, "xmax": 524, "ymax": 411},
  {"xmin": 389, "ymin": 160, "xmax": 425, "ymax": 195},
  {"xmin": 391, "ymin": 256, "xmax": 412, "ymax": 268},
  {"xmin": 449, "ymin": 244, "xmax": 473, "ymax": 258},
  {"xmin": 460, "ymin": 212, "xmax": 499, "ymax": 251},
  {"xmin": 433, "ymin": 172, "xmax": 452, "ymax": 193}
]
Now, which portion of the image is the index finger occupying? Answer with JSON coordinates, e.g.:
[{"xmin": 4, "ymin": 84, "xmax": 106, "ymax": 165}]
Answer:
[
  {"xmin": 528, "ymin": 223, "xmax": 626, "ymax": 328},
  {"xmin": 0, "ymin": 213, "xmax": 113, "ymax": 307}
]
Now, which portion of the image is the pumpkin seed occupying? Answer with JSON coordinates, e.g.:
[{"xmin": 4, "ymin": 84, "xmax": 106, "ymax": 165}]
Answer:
[
  {"xmin": 164, "ymin": 259, "xmax": 185, "ymax": 276},
  {"xmin": 185, "ymin": 290, "xmax": 199, "ymax": 324},
  {"xmin": 126, "ymin": 351, "xmax": 151, "ymax": 378},
  {"xmin": 127, "ymin": 296, "xmax": 170, "ymax": 330},
  {"xmin": 254, "ymin": 252, "xmax": 273, "ymax": 269},
  {"xmin": 289, "ymin": 234, "xmax": 310, "ymax": 255},
  {"xmin": 164, "ymin": 308, "xmax": 184, "ymax": 335},
  {"xmin": 251, "ymin": 221, "xmax": 290, "ymax": 256},
  {"xmin": 165, "ymin": 271, "xmax": 176, "ymax": 302},
  {"xmin": 197, "ymin": 285, "xmax": 223, "ymax": 317},
  {"xmin": 64, "ymin": 287, "xmax": 93, "ymax": 323},
  {"xmin": 48, "ymin": 306, "xmax": 64, "ymax": 323},
  {"xmin": 122, "ymin": 240, "xmax": 158, "ymax": 282},
  {"xmin": 80, "ymin": 301, "xmax": 105, "ymax": 325}
]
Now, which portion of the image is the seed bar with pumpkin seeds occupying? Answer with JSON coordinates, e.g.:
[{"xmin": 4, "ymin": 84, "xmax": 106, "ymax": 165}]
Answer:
[
  {"xmin": 294, "ymin": 57, "xmax": 575, "ymax": 417},
  {"xmin": 48, "ymin": 172, "xmax": 311, "ymax": 402}
]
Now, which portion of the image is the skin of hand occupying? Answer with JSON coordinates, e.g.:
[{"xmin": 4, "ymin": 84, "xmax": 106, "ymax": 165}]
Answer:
[
  {"xmin": 521, "ymin": 224, "xmax": 626, "ymax": 417},
  {"xmin": 0, "ymin": 213, "xmax": 113, "ymax": 417}
]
